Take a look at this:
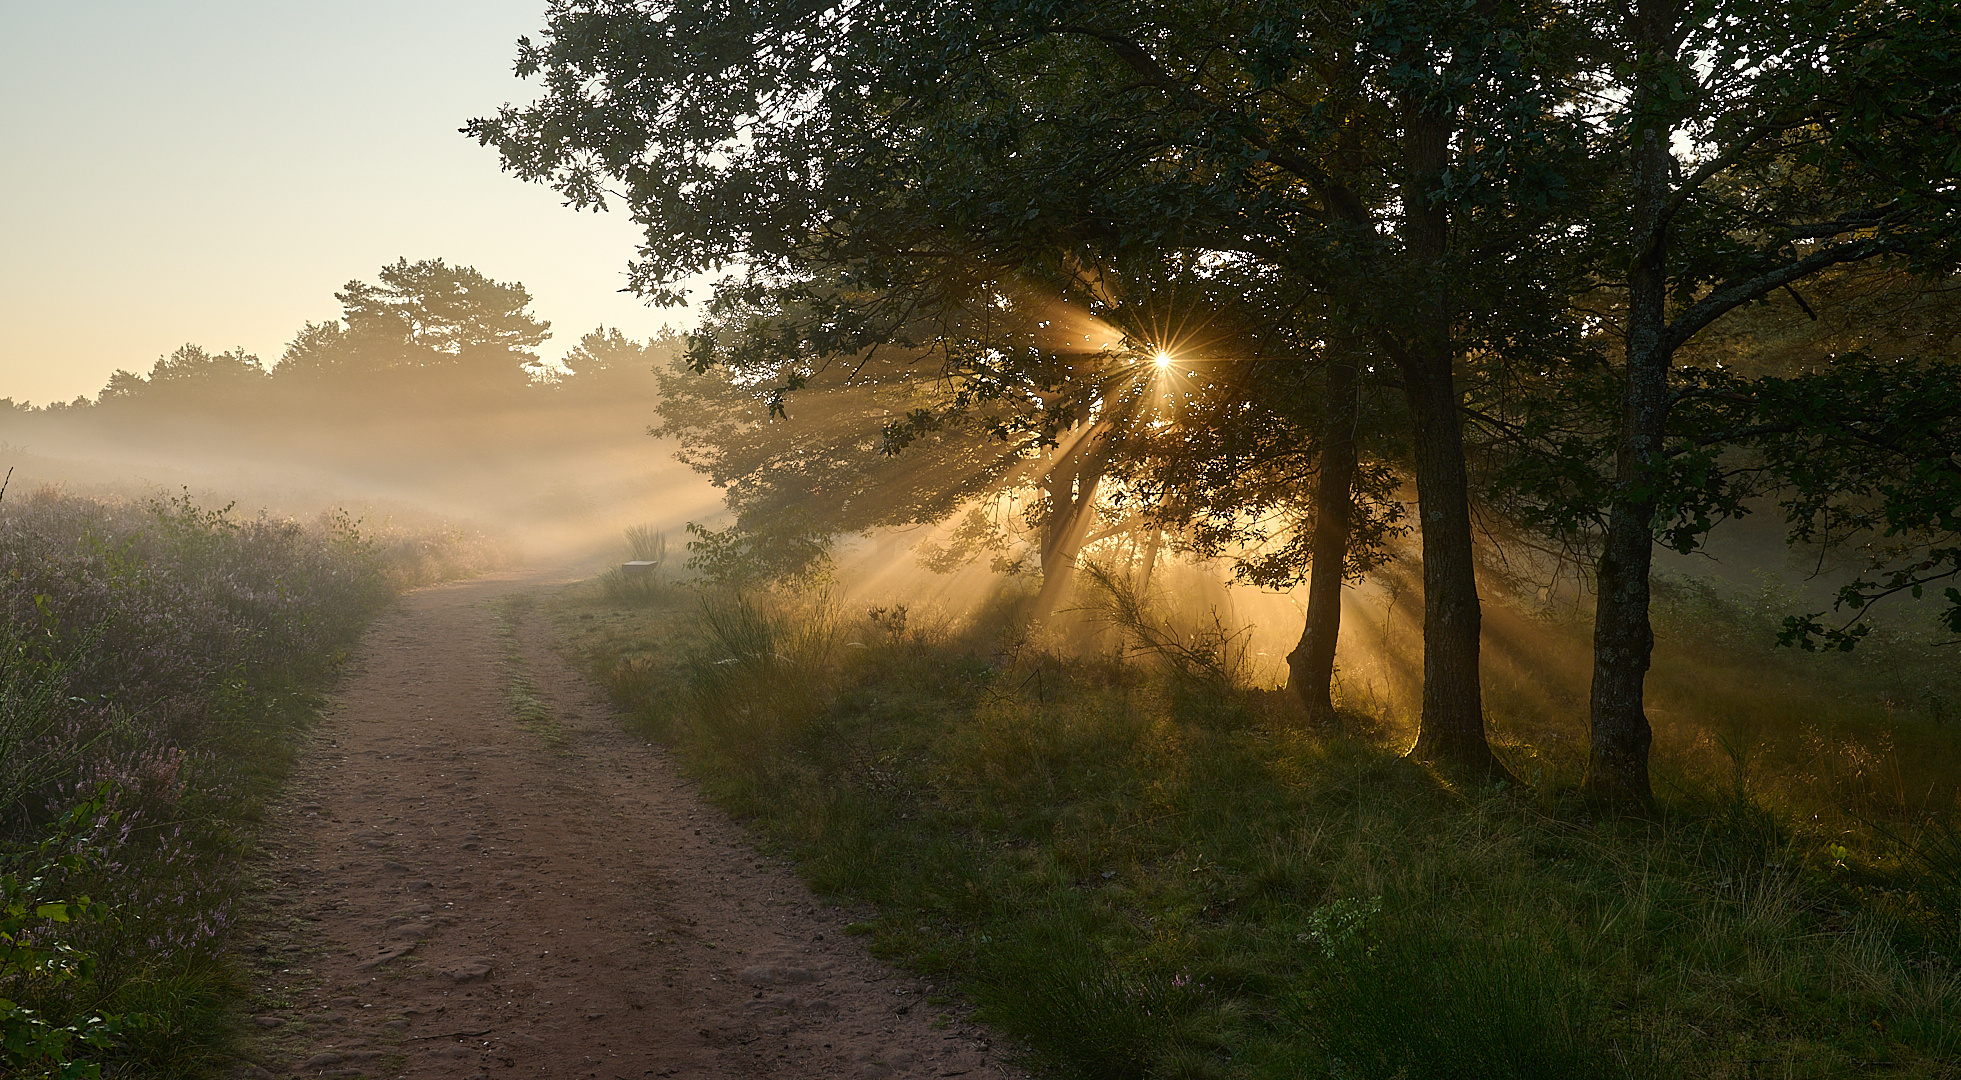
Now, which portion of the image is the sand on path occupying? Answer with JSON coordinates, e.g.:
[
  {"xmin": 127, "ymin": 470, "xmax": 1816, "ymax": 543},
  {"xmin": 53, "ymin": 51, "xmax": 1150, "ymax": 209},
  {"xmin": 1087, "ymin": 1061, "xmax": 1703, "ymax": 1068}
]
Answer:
[{"xmin": 233, "ymin": 571, "xmax": 1023, "ymax": 1080}]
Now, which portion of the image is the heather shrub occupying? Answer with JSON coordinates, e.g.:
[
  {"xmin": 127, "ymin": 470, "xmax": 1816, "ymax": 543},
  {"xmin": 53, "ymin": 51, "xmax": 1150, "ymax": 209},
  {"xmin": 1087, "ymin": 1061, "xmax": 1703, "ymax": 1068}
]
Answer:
[
  {"xmin": 0, "ymin": 488, "xmax": 406, "ymax": 1076},
  {"xmin": 362, "ymin": 514, "xmax": 510, "ymax": 590}
]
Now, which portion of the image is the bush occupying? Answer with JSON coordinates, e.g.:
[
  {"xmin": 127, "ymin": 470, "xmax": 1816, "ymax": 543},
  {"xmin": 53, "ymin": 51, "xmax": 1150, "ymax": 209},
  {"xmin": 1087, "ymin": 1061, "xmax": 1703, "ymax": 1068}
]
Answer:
[
  {"xmin": 0, "ymin": 793, "xmax": 129, "ymax": 1080},
  {"xmin": 0, "ymin": 488, "xmax": 412, "ymax": 1075}
]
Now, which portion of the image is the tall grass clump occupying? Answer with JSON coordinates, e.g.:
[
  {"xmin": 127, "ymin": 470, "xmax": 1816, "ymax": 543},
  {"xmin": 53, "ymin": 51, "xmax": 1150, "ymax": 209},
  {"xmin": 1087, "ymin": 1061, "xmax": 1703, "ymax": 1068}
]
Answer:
[
  {"xmin": 625, "ymin": 523, "xmax": 668, "ymax": 564},
  {"xmin": 0, "ymin": 486, "xmax": 424, "ymax": 1077},
  {"xmin": 560, "ymin": 573, "xmax": 1961, "ymax": 1080},
  {"xmin": 678, "ymin": 592, "xmax": 842, "ymax": 775},
  {"xmin": 599, "ymin": 525, "xmax": 673, "ymax": 606}
]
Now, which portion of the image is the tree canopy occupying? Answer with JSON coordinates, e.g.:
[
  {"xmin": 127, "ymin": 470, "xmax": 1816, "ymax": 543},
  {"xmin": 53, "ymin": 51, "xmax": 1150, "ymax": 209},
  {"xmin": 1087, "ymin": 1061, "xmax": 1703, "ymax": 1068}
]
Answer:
[
  {"xmin": 474, "ymin": 0, "xmax": 1961, "ymax": 799},
  {"xmin": 98, "ymin": 344, "xmax": 268, "ymax": 404},
  {"xmin": 279, "ymin": 257, "xmax": 551, "ymax": 385},
  {"xmin": 475, "ymin": 0, "xmax": 1620, "ymax": 773}
]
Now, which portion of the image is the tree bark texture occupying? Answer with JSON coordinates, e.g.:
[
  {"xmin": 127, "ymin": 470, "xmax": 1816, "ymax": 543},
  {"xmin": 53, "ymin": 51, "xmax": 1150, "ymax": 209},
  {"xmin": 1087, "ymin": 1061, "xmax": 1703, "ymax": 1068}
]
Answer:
[
  {"xmin": 1287, "ymin": 350, "xmax": 1358, "ymax": 723},
  {"xmin": 1585, "ymin": 10, "xmax": 1676, "ymax": 806},
  {"xmin": 1395, "ymin": 103, "xmax": 1501, "ymax": 775}
]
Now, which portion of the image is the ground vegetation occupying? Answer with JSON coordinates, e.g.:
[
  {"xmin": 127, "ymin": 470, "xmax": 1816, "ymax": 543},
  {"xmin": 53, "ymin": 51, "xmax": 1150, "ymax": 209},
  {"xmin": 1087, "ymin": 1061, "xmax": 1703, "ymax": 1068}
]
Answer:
[
  {"xmin": 0, "ymin": 488, "xmax": 495, "ymax": 1077},
  {"xmin": 558, "ymin": 567, "xmax": 1961, "ymax": 1079}
]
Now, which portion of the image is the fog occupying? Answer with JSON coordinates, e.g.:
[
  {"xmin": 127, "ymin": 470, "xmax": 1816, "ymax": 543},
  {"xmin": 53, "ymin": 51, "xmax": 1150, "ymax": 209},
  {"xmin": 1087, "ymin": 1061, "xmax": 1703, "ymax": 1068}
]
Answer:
[
  {"xmin": 0, "ymin": 304, "xmax": 1932, "ymax": 745},
  {"xmin": 0, "ymin": 353, "xmax": 722, "ymax": 566}
]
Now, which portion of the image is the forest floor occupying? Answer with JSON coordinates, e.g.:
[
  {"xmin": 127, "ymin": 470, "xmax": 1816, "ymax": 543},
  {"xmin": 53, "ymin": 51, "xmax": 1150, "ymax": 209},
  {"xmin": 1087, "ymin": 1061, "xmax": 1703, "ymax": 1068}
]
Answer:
[{"xmin": 226, "ymin": 570, "xmax": 1024, "ymax": 1080}]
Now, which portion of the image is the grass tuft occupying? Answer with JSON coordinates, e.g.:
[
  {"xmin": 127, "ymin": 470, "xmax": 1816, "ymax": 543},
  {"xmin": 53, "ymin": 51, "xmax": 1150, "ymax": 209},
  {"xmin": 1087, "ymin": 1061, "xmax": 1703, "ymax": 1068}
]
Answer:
[{"xmin": 494, "ymin": 594, "xmax": 566, "ymax": 750}]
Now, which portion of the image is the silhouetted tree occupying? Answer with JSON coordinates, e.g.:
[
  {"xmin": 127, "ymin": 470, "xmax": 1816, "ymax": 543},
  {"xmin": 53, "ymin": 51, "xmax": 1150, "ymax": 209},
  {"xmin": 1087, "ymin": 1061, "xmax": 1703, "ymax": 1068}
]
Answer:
[
  {"xmin": 277, "ymin": 258, "xmax": 550, "ymax": 388},
  {"xmin": 1573, "ymin": 0, "xmax": 1961, "ymax": 805},
  {"xmin": 554, "ymin": 326, "xmax": 681, "ymax": 402},
  {"xmin": 98, "ymin": 344, "xmax": 267, "ymax": 403}
]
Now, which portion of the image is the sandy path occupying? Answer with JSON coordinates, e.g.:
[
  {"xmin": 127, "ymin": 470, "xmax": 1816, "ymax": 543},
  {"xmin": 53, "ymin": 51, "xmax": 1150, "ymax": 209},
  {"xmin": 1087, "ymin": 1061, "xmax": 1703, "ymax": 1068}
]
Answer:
[{"xmin": 233, "ymin": 572, "xmax": 1023, "ymax": 1080}]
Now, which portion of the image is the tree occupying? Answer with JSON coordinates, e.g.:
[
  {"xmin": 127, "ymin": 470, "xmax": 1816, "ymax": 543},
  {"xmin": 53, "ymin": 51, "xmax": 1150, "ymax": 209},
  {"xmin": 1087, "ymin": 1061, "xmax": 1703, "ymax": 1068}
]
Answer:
[
  {"xmin": 276, "ymin": 258, "xmax": 550, "ymax": 386},
  {"xmin": 472, "ymin": 0, "xmax": 1599, "ymax": 772},
  {"xmin": 654, "ymin": 287, "xmax": 1033, "ymax": 588},
  {"xmin": 558, "ymin": 326, "xmax": 666, "ymax": 379},
  {"xmin": 1749, "ymin": 353, "xmax": 1961, "ymax": 651},
  {"xmin": 1574, "ymin": 0, "xmax": 1961, "ymax": 804},
  {"xmin": 550, "ymin": 326, "xmax": 679, "ymax": 411},
  {"xmin": 1082, "ymin": 272, "xmax": 1411, "ymax": 722},
  {"xmin": 97, "ymin": 344, "xmax": 267, "ymax": 404},
  {"xmin": 1288, "ymin": 339, "xmax": 1371, "ymax": 721},
  {"xmin": 661, "ymin": 246, "xmax": 1410, "ymax": 666}
]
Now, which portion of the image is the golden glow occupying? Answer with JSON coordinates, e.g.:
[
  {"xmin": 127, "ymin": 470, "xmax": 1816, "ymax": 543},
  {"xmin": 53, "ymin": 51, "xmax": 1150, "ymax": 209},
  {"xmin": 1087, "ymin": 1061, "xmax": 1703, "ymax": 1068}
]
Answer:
[
  {"xmin": 1153, "ymin": 350, "xmax": 1173, "ymax": 369},
  {"xmin": 2, "ymin": 6, "xmax": 690, "ymax": 405}
]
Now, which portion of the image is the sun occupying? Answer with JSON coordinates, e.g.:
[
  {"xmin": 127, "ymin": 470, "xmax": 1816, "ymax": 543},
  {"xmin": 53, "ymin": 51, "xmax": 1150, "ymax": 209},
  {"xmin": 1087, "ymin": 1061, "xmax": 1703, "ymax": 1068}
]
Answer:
[{"xmin": 1152, "ymin": 350, "xmax": 1173, "ymax": 369}]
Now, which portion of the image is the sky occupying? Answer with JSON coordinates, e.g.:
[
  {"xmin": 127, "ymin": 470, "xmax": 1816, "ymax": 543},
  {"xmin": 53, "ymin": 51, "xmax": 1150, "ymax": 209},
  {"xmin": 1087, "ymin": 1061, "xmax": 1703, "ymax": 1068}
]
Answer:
[{"xmin": 0, "ymin": 1, "xmax": 699, "ymax": 406}]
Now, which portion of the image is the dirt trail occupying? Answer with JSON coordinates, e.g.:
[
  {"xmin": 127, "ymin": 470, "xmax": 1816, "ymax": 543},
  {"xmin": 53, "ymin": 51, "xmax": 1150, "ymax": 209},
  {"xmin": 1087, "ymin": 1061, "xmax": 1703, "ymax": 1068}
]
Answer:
[{"xmin": 235, "ymin": 572, "xmax": 1023, "ymax": 1080}]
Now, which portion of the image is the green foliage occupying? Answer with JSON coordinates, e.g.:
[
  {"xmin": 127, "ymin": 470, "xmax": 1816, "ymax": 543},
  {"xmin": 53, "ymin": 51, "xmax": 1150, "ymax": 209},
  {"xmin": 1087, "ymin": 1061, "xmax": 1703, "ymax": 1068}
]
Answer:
[
  {"xmin": 0, "ymin": 794, "xmax": 131, "ymax": 1080},
  {"xmin": 1739, "ymin": 355, "xmax": 1961, "ymax": 650},
  {"xmin": 651, "ymin": 308, "xmax": 1032, "ymax": 590},
  {"xmin": 1501, "ymin": 349, "xmax": 1961, "ymax": 653},
  {"xmin": 683, "ymin": 518, "xmax": 834, "ymax": 590}
]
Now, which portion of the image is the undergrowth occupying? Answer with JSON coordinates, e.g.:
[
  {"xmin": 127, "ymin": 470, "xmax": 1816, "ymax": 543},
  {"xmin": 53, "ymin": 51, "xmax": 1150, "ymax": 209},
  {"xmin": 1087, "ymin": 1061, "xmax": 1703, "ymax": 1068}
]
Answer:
[
  {"xmin": 556, "ymin": 575, "xmax": 1961, "ymax": 1080},
  {"xmin": 0, "ymin": 486, "xmax": 489, "ymax": 1077}
]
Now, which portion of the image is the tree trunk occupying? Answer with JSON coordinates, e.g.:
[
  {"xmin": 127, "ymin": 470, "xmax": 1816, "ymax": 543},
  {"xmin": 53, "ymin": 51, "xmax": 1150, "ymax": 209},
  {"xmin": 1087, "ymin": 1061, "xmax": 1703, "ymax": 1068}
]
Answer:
[
  {"xmin": 1137, "ymin": 527, "xmax": 1164, "ymax": 597},
  {"xmin": 1033, "ymin": 424, "xmax": 1107, "ymax": 619},
  {"xmin": 1402, "ymin": 357, "xmax": 1499, "ymax": 772},
  {"xmin": 1585, "ymin": 40, "xmax": 1675, "ymax": 806},
  {"xmin": 1287, "ymin": 349, "xmax": 1358, "ymax": 723},
  {"xmin": 1395, "ymin": 100, "xmax": 1502, "ymax": 776}
]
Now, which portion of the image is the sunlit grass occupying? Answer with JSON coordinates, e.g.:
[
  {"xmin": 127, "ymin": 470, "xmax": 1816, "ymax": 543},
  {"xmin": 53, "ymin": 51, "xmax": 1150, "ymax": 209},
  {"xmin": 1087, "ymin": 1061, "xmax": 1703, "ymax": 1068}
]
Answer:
[{"xmin": 554, "ymin": 575, "xmax": 1961, "ymax": 1079}]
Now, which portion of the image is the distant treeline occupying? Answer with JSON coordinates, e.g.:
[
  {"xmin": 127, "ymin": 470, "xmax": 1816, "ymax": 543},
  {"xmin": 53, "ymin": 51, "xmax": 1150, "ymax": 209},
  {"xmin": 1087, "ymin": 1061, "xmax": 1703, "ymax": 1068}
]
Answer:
[
  {"xmin": 0, "ymin": 259, "xmax": 699, "ymax": 541},
  {"xmin": 6, "ymin": 258, "xmax": 673, "ymax": 413}
]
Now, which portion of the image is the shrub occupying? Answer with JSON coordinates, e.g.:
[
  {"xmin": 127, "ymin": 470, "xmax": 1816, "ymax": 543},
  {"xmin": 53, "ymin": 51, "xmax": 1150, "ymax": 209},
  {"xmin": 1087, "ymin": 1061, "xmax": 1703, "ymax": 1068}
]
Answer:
[
  {"xmin": 0, "ymin": 487, "xmax": 422, "ymax": 1075},
  {"xmin": 0, "ymin": 793, "xmax": 129, "ymax": 1080}
]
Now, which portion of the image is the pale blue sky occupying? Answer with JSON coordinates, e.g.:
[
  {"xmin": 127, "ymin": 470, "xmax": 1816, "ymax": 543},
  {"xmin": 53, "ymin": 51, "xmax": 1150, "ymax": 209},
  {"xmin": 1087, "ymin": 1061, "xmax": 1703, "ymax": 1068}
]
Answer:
[{"xmin": 0, "ymin": 1, "xmax": 695, "ymax": 404}]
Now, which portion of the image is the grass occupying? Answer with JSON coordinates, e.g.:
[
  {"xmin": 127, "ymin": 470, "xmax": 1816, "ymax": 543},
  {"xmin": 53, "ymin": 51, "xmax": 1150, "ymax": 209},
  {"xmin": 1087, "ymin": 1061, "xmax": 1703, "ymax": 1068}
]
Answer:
[
  {"xmin": 494, "ymin": 593, "xmax": 567, "ymax": 750},
  {"xmin": 552, "ymin": 574, "xmax": 1961, "ymax": 1080}
]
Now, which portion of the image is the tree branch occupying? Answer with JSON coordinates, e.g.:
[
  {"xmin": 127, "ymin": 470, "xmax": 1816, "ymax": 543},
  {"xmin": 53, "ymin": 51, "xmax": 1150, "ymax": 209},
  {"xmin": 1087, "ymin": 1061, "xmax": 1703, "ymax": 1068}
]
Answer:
[
  {"xmin": 1661, "ymin": 234, "xmax": 1904, "ymax": 354},
  {"xmin": 1053, "ymin": 23, "xmax": 1341, "ymax": 223}
]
